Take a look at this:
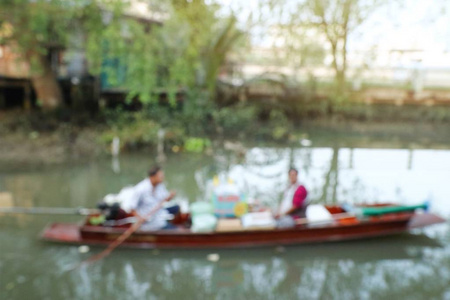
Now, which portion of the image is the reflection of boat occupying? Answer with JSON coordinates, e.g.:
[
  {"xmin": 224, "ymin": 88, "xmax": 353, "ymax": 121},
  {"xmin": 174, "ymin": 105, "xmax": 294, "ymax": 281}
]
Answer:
[
  {"xmin": 41, "ymin": 204, "xmax": 446, "ymax": 249},
  {"xmin": 116, "ymin": 232, "xmax": 443, "ymax": 263}
]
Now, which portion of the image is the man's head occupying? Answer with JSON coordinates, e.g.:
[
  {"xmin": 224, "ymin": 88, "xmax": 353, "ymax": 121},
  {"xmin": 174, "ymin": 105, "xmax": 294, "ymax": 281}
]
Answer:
[
  {"xmin": 288, "ymin": 168, "xmax": 298, "ymax": 184},
  {"xmin": 148, "ymin": 165, "xmax": 164, "ymax": 186}
]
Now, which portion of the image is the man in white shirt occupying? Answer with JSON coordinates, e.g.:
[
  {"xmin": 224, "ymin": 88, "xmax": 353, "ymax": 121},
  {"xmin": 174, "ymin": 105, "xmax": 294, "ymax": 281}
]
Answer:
[{"xmin": 123, "ymin": 166, "xmax": 176, "ymax": 230}]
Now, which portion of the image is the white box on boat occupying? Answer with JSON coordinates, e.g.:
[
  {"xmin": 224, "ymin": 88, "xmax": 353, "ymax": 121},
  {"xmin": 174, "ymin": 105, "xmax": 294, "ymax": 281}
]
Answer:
[
  {"xmin": 216, "ymin": 219, "xmax": 244, "ymax": 232},
  {"xmin": 305, "ymin": 205, "xmax": 334, "ymax": 227},
  {"xmin": 241, "ymin": 211, "xmax": 276, "ymax": 229}
]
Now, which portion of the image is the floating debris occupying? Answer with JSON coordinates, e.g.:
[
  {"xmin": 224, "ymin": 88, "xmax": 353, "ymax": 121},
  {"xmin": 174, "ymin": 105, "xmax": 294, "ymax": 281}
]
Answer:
[
  {"xmin": 6, "ymin": 282, "xmax": 15, "ymax": 290},
  {"xmin": 207, "ymin": 253, "xmax": 220, "ymax": 262},
  {"xmin": 78, "ymin": 245, "xmax": 90, "ymax": 253}
]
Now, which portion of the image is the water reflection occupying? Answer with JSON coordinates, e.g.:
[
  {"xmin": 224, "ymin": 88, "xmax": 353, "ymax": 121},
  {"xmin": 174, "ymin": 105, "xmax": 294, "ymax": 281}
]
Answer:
[
  {"xmin": 213, "ymin": 146, "xmax": 450, "ymax": 219},
  {"xmin": 1, "ymin": 143, "xmax": 450, "ymax": 299},
  {"xmin": 1, "ymin": 146, "xmax": 450, "ymax": 216},
  {"xmin": 2, "ymin": 235, "xmax": 449, "ymax": 299}
]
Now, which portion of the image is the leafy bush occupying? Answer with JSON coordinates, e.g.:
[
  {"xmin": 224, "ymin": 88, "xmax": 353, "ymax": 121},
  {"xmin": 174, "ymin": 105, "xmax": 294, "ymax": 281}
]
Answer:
[
  {"xmin": 184, "ymin": 137, "xmax": 211, "ymax": 153},
  {"xmin": 212, "ymin": 104, "xmax": 257, "ymax": 135},
  {"xmin": 100, "ymin": 112, "xmax": 160, "ymax": 149},
  {"xmin": 269, "ymin": 109, "xmax": 291, "ymax": 140}
]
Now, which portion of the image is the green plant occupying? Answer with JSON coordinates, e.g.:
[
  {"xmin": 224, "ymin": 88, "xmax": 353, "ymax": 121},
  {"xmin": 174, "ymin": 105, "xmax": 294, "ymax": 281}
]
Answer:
[
  {"xmin": 100, "ymin": 111, "xmax": 160, "ymax": 149},
  {"xmin": 184, "ymin": 137, "xmax": 211, "ymax": 153},
  {"xmin": 267, "ymin": 109, "xmax": 288, "ymax": 140}
]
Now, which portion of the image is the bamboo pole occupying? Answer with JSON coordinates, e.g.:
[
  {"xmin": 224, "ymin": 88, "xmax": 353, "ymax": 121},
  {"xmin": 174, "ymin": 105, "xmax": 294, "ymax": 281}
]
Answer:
[{"xmin": 0, "ymin": 206, "xmax": 99, "ymax": 216}]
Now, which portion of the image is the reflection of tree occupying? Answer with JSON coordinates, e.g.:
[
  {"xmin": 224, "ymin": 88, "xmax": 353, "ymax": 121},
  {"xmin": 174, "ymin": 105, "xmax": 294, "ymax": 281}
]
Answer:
[
  {"xmin": 288, "ymin": 147, "xmax": 295, "ymax": 168},
  {"xmin": 319, "ymin": 147, "xmax": 339, "ymax": 204},
  {"xmin": 245, "ymin": 149, "xmax": 288, "ymax": 168},
  {"xmin": 273, "ymin": 260, "xmax": 302, "ymax": 297},
  {"xmin": 407, "ymin": 149, "xmax": 413, "ymax": 170},
  {"xmin": 300, "ymin": 148, "xmax": 313, "ymax": 176}
]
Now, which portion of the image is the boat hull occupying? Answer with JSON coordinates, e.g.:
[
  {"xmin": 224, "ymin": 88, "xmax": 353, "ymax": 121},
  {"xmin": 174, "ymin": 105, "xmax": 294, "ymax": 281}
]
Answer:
[{"xmin": 40, "ymin": 213, "xmax": 446, "ymax": 249}]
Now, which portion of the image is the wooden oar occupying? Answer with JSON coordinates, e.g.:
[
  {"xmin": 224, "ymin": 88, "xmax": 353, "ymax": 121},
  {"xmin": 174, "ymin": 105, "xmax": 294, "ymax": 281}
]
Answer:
[
  {"xmin": 0, "ymin": 206, "xmax": 99, "ymax": 215},
  {"xmin": 79, "ymin": 199, "xmax": 167, "ymax": 266}
]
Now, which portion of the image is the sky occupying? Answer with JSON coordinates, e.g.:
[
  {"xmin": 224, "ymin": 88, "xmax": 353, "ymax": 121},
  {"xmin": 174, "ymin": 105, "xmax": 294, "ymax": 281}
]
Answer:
[{"xmin": 352, "ymin": 1, "xmax": 450, "ymax": 53}]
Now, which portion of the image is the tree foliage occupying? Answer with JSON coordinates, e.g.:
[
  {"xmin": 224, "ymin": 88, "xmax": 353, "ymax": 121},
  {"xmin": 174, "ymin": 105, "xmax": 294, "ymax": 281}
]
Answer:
[
  {"xmin": 256, "ymin": 0, "xmax": 388, "ymax": 95},
  {"xmin": 302, "ymin": 0, "xmax": 387, "ymax": 94}
]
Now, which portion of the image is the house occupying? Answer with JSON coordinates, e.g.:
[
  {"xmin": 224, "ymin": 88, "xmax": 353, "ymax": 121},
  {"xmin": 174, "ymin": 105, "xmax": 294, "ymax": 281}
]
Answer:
[
  {"xmin": 0, "ymin": 45, "xmax": 34, "ymax": 109},
  {"xmin": 0, "ymin": 0, "xmax": 166, "ymax": 111}
]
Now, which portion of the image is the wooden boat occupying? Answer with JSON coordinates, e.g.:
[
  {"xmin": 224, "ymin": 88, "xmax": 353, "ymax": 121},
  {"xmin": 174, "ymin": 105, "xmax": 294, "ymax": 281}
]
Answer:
[{"xmin": 41, "ymin": 203, "xmax": 446, "ymax": 249}]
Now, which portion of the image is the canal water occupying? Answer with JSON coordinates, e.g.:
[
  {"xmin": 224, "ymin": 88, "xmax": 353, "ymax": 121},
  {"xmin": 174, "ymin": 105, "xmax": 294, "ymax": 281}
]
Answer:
[{"xmin": 1, "ymin": 137, "xmax": 449, "ymax": 299}]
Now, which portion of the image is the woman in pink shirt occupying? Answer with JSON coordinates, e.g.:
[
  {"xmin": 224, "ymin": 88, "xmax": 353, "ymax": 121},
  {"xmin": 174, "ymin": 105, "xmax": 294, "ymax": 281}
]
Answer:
[{"xmin": 277, "ymin": 168, "xmax": 308, "ymax": 227}]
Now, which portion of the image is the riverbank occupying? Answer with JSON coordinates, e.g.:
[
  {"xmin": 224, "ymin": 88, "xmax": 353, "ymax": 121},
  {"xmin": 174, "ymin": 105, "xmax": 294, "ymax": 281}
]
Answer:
[
  {"xmin": 301, "ymin": 119, "xmax": 450, "ymax": 147},
  {"xmin": 1, "ymin": 112, "xmax": 450, "ymax": 168},
  {"xmin": 0, "ymin": 128, "xmax": 102, "ymax": 166}
]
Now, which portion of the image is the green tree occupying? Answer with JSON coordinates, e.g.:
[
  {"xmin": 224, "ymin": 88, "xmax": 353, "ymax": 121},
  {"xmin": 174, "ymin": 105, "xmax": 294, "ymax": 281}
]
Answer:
[
  {"xmin": 163, "ymin": 0, "xmax": 244, "ymax": 97},
  {"xmin": 100, "ymin": 0, "xmax": 244, "ymax": 103},
  {"xmin": 256, "ymin": 0, "xmax": 387, "ymax": 95},
  {"xmin": 301, "ymin": 0, "xmax": 387, "ymax": 95}
]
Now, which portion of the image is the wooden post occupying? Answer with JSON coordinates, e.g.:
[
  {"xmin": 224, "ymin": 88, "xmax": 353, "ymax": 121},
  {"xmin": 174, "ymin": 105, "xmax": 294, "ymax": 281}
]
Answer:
[
  {"xmin": 0, "ymin": 85, "xmax": 5, "ymax": 109},
  {"xmin": 157, "ymin": 128, "xmax": 166, "ymax": 163}
]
